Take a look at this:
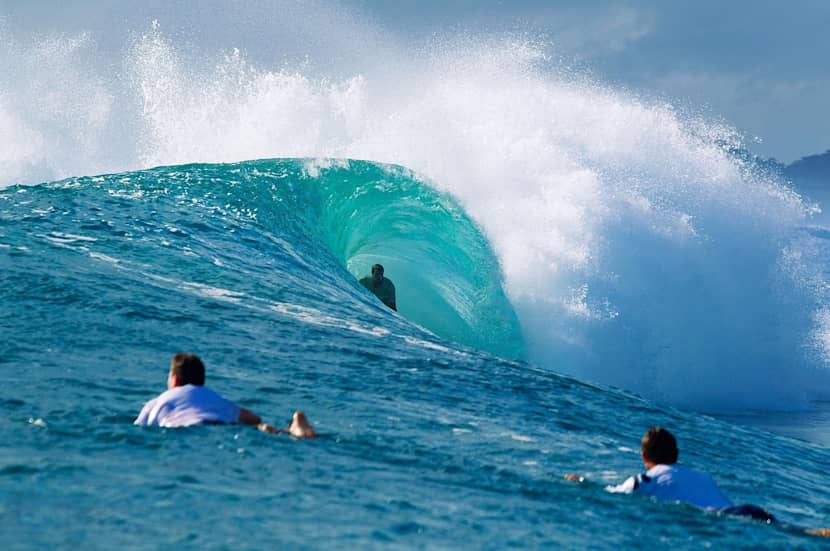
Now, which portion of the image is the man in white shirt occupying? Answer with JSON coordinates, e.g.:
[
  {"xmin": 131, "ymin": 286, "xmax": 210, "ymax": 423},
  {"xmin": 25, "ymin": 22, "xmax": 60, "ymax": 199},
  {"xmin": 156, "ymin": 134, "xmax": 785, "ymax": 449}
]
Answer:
[{"xmin": 135, "ymin": 353, "xmax": 316, "ymax": 438}]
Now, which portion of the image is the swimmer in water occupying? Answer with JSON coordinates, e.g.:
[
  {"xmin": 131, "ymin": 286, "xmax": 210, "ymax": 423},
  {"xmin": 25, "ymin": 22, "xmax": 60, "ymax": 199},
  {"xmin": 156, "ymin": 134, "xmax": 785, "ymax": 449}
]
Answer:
[
  {"xmin": 565, "ymin": 426, "xmax": 829, "ymax": 536},
  {"xmin": 134, "ymin": 353, "xmax": 316, "ymax": 438}
]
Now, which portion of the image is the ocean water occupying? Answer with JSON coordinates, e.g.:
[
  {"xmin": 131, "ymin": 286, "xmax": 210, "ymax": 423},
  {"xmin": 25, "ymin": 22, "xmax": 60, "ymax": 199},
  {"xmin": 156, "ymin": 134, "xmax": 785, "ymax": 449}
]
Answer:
[
  {"xmin": 3, "ymin": 9, "xmax": 830, "ymax": 549},
  {"xmin": 2, "ymin": 159, "xmax": 830, "ymax": 549}
]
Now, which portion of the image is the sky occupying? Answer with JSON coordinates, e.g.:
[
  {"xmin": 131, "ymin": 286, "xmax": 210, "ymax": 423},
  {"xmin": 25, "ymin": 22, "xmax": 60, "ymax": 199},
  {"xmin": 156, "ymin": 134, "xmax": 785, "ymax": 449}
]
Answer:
[
  {"xmin": 1, "ymin": 0, "xmax": 828, "ymax": 162},
  {"xmin": 354, "ymin": 0, "xmax": 830, "ymax": 163}
]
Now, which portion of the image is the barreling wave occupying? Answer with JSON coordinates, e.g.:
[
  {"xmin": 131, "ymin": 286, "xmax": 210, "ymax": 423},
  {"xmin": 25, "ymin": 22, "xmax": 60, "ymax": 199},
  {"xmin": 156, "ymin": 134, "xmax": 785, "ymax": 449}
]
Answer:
[
  {"xmin": 302, "ymin": 159, "xmax": 523, "ymax": 358},
  {"xmin": 5, "ymin": 158, "xmax": 523, "ymax": 360}
]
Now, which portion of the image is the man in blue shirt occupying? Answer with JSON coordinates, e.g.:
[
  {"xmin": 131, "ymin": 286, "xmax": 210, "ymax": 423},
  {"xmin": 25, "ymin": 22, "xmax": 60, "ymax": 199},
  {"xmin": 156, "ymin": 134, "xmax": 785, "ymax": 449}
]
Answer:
[
  {"xmin": 605, "ymin": 426, "xmax": 733, "ymax": 509},
  {"xmin": 566, "ymin": 426, "xmax": 830, "ymax": 536}
]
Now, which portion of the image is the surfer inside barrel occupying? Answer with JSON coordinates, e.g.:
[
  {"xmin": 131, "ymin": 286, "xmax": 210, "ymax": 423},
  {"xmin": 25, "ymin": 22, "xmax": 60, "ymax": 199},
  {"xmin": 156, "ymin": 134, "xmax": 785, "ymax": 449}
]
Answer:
[{"xmin": 360, "ymin": 263, "xmax": 397, "ymax": 311}]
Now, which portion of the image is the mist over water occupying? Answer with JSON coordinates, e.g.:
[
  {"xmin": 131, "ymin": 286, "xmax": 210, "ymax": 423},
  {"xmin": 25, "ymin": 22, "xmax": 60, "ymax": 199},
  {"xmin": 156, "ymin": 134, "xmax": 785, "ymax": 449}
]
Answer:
[{"xmin": 2, "ymin": 14, "xmax": 829, "ymax": 412}]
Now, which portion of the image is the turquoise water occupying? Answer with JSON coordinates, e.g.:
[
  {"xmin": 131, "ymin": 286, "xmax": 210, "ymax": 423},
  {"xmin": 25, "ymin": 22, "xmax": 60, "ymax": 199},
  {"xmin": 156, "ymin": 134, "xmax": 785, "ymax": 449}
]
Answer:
[{"xmin": 2, "ymin": 160, "xmax": 830, "ymax": 549}]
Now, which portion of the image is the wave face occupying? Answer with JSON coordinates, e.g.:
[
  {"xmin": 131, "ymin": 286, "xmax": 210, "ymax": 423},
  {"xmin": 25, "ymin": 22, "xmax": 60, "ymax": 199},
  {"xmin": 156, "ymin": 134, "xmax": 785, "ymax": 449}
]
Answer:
[{"xmin": 0, "ymin": 159, "xmax": 520, "ymax": 359}]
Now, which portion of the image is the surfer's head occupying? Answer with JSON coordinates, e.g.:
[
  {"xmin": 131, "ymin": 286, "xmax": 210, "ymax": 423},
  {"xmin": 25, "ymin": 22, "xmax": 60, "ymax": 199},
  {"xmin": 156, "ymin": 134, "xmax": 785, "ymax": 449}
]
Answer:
[
  {"xmin": 371, "ymin": 263, "xmax": 385, "ymax": 284},
  {"xmin": 641, "ymin": 426, "xmax": 679, "ymax": 466},
  {"xmin": 168, "ymin": 352, "xmax": 206, "ymax": 388}
]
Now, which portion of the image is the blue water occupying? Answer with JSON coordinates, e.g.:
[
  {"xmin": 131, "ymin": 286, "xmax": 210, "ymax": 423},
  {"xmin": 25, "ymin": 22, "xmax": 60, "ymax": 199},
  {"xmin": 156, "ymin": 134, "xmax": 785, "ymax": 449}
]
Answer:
[
  {"xmin": 4, "ymin": 7, "xmax": 830, "ymax": 547},
  {"xmin": 2, "ymin": 159, "xmax": 830, "ymax": 549}
]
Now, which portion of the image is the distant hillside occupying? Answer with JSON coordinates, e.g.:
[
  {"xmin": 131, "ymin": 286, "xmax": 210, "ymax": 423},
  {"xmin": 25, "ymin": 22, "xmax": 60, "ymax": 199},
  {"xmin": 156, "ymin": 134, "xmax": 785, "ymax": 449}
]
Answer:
[
  {"xmin": 784, "ymin": 150, "xmax": 830, "ymax": 188},
  {"xmin": 721, "ymin": 147, "xmax": 830, "ymax": 190}
]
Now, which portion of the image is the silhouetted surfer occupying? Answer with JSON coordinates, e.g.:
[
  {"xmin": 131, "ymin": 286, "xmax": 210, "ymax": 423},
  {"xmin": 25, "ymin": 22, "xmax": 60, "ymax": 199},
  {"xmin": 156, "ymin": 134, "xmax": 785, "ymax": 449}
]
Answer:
[
  {"xmin": 565, "ymin": 426, "xmax": 829, "ymax": 537},
  {"xmin": 135, "ymin": 353, "xmax": 316, "ymax": 438},
  {"xmin": 360, "ymin": 263, "xmax": 397, "ymax": 311}
]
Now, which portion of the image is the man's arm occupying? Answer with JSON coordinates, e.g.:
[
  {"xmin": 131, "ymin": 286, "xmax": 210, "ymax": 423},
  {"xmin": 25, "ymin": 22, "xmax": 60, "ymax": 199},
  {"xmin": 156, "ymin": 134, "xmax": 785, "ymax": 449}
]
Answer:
[
  {"xmin": 605, "ymin": 475, "xmax": 638, "ymax": 494},
  {"xmin": 238, "ymin": 408, "xmax": 317, "ymax": 438},
  {"xmin": 388, "ymin": 281, "xmax": 397, "ymax": 311},
  {"xmin": 564, "ymin": 473, "xmax": 638, "ymax": 494},
  {"xmin": 134, "ymin": 398, "xmax": 158, "ymax": 425},
  {"xmin": 238, "ymin": 407, "xmax": 261, "ymax": 425},
  {"xmin": 238, "ymin": 407, "xmax": 281, "ymax": 433}
]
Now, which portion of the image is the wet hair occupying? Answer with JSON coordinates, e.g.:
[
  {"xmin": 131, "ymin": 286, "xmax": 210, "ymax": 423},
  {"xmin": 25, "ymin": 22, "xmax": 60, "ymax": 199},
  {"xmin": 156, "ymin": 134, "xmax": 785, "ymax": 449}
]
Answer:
[
  {"xmin": 371, "ymin": 264, "xmax": 384, "ymax": 275},
  {"xmin": 641, "ymin": 426, "xmax": 679, "ymax": 465},
  {"xmin": 170, "ymin": 353, "xmax": 206, "ymax": 386}
]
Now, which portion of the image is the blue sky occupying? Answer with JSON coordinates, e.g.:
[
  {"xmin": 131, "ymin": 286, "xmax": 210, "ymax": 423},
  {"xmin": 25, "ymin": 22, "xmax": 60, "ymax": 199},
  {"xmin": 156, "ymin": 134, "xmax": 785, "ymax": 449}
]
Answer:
[
  {"xmin": 2, "ymin": 0, "xmax": 828, "ymax": 162},
  {"xmin": 355, "ymin": 0, "xmax": 830, "ymax": 162}
]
